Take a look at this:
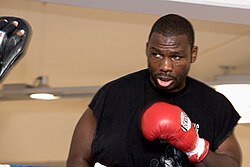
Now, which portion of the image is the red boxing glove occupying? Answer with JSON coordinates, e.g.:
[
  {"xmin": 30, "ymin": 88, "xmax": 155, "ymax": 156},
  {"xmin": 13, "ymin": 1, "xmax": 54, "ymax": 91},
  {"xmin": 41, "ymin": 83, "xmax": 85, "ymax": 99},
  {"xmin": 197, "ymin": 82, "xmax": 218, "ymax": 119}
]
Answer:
[{"xmin": 141, "ymin": 102, "xmax": 209, "ymax": 163}]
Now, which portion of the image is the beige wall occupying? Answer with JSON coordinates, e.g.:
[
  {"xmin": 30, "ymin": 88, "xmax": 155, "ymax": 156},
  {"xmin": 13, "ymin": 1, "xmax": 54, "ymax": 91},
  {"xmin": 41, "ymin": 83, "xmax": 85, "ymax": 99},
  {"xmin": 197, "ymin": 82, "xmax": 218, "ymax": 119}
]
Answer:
[
  {"xmin": 0, "ymin": 0, "xmax": 249, "ymax": 166},
  {"xmin": 1, "ymin": 0, "xmax": 153, "ymax": 165},
  {"xmin": 1, "ymin": 0, "xmax": 153, "ymax": 86},
  {"xmin": 0, "ymin": 99, "xmax": 89, "ymax": 164}
]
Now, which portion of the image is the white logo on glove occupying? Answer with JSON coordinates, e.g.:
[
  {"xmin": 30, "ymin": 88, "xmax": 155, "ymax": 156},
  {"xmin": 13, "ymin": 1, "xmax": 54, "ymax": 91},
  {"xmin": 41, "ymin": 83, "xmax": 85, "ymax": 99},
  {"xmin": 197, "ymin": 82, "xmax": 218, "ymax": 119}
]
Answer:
[{"xmin": 180, "ymin": 111, "xmax": 191, "ymax": 132}]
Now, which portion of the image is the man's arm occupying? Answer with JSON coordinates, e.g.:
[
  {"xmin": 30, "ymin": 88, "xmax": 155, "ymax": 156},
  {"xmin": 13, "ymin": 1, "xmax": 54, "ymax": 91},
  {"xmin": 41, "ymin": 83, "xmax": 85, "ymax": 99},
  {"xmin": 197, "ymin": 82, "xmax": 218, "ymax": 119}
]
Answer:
[
  {"xmin": 196, "ymin": 131, "xmax": 242, "ymax": 167},
  {"xmin": 67, "ymin": 108, "xmax": 96, "ymax": 167}
]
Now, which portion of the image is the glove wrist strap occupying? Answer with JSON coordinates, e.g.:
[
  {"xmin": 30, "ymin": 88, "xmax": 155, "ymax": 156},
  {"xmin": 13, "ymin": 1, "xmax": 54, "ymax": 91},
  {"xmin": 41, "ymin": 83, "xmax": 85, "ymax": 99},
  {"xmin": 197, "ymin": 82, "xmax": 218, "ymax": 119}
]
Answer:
[{"xmin": 186, "ymin": 138, "xmax": 210, "ymax": 163}]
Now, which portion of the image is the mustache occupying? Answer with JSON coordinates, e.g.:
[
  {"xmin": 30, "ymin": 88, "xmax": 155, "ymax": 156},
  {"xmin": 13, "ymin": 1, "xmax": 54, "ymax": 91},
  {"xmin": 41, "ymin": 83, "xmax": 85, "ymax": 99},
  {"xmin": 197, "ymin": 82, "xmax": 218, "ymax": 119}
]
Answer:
[{"xmin": 153, "ymin": 72, "xmax": 175, "ymax": 79}]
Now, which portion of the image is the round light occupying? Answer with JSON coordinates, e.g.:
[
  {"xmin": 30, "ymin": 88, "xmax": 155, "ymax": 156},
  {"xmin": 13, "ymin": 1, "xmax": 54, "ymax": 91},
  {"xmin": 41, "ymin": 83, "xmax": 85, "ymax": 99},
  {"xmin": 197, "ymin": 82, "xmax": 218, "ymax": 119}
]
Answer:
[{"xmin": 30, "ymin": 93, "xmax": 60, "ymax": 100}]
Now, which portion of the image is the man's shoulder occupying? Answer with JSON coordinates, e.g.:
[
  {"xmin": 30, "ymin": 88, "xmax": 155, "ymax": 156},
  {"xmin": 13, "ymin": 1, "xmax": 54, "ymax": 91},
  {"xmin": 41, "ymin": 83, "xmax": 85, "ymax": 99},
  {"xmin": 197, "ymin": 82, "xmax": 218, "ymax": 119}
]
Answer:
[
  {"xmin": 187, "ymin": 76, "xmax": 226, "ymax": 99},
  {"xmin": 108, "ymin": 69, "xmax": 147, "ymax": 85},
  {"xmin": 187, "ymin": 76, "xmax": 214, "ymax": 91},
  {"xmin": 98, "ymin": 69, "xmax": 147, "ymax": 94}
]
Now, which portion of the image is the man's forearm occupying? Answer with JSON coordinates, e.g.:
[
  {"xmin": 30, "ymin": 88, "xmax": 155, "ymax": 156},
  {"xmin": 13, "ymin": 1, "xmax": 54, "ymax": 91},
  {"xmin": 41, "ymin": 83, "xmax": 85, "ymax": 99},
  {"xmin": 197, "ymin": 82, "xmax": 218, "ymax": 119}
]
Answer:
[{"xmin": 195, "ymin": 150, "xmax": 240, "ymax": 167}]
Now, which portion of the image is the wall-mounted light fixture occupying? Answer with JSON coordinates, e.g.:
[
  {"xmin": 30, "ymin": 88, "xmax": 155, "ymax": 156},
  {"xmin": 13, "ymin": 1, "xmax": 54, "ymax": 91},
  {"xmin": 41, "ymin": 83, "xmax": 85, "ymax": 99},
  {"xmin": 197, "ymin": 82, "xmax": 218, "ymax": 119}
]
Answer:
[
  {"xmin": 0, "ymin": 76, "xmax": 100, "ymax": 101},
  {"xmin": 29, "ymin": 76, "xmax": 60, "ymax": 100}
]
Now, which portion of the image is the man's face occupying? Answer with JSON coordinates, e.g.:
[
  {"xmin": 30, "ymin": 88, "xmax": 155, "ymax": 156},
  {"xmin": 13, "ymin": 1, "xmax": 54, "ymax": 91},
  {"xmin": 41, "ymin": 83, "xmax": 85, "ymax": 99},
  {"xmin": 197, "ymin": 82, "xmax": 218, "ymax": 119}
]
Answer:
[{"xmin": 146, "ymin": 32, "xmax": 198, "ymax": 92}]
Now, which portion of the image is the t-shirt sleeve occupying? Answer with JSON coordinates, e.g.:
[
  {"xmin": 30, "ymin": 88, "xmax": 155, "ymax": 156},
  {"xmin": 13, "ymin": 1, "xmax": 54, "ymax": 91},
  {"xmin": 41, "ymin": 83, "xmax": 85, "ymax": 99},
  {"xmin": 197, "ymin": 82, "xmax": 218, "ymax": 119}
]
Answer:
[
  {"xmin": 212, "ymin": 93, "xmax": 241, "ymax": 151},
  {"xmin": 88, "ymin": 82, "xmax": 112, "ymax": 121}
]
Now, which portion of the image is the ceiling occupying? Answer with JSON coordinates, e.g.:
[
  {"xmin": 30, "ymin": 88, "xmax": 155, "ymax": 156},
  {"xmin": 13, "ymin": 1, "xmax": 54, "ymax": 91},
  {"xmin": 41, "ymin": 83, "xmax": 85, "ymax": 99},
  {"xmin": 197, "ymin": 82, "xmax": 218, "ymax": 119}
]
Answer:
[
  {"xmin": 1, "ymin": 0, "xmax": 250, "ymax": 97},
  {"xmin": 33, "ymin": 0, "xmax": 250, "ymax": 83},
  {"xmin": 36, "ymin": 0, "xmax": 250, "ymax": 25}
]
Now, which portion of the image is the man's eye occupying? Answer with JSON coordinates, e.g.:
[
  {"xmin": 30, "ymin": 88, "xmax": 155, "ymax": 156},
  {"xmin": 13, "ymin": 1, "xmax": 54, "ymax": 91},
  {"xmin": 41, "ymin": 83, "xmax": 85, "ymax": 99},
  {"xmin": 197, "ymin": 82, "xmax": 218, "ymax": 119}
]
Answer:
[
  {"xmin": 172, "ymin": 55, "xmax": 181, "ymax": 60},
  {"xmin": 152, "ymin": 54, "xmax": 163, "ymax": 58}
]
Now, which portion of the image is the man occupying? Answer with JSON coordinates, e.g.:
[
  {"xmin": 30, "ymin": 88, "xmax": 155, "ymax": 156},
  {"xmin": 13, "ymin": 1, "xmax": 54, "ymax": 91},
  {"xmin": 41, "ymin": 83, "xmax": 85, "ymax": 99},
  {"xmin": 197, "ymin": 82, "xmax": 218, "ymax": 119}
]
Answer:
[{"xmin": 67, "ymin": 14, "xmax": 242, "ymax": 167}]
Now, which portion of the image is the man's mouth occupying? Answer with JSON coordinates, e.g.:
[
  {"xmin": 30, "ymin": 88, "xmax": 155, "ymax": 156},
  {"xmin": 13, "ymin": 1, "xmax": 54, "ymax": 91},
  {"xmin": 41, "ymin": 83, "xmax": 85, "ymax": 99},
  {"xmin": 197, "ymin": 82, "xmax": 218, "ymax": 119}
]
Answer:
[{"xmin": 156, "ymin": 77, "xmax": 174, "ymax": 87}]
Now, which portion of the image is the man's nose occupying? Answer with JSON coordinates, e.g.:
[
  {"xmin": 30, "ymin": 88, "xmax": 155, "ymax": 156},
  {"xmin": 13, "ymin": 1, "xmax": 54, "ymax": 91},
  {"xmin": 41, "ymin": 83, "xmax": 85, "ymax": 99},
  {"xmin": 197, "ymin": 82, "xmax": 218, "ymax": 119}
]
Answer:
[{"xmin": 160, "ymin": 57, "xmax": 173, "ymax": 72}]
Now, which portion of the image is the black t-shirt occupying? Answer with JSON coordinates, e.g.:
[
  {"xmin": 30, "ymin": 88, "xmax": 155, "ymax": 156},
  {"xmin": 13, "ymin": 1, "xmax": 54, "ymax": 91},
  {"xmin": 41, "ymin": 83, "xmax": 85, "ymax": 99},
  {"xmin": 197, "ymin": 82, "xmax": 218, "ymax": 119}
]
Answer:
[{"xmin": 89, "ymin": 69, "xmax": 240, "ymax": 167}]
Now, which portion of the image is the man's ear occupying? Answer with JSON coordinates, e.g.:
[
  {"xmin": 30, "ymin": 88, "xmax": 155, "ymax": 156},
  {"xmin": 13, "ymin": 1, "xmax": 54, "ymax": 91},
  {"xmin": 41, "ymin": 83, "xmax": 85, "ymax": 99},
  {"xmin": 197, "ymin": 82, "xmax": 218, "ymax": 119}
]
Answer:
[
  {"xmin": 191, "ymin": 46, "xmax": 198, "ymax": 63},
  {"xmin": 145, "ymin": 42, "xmax": 149, "ymax": 56}
]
